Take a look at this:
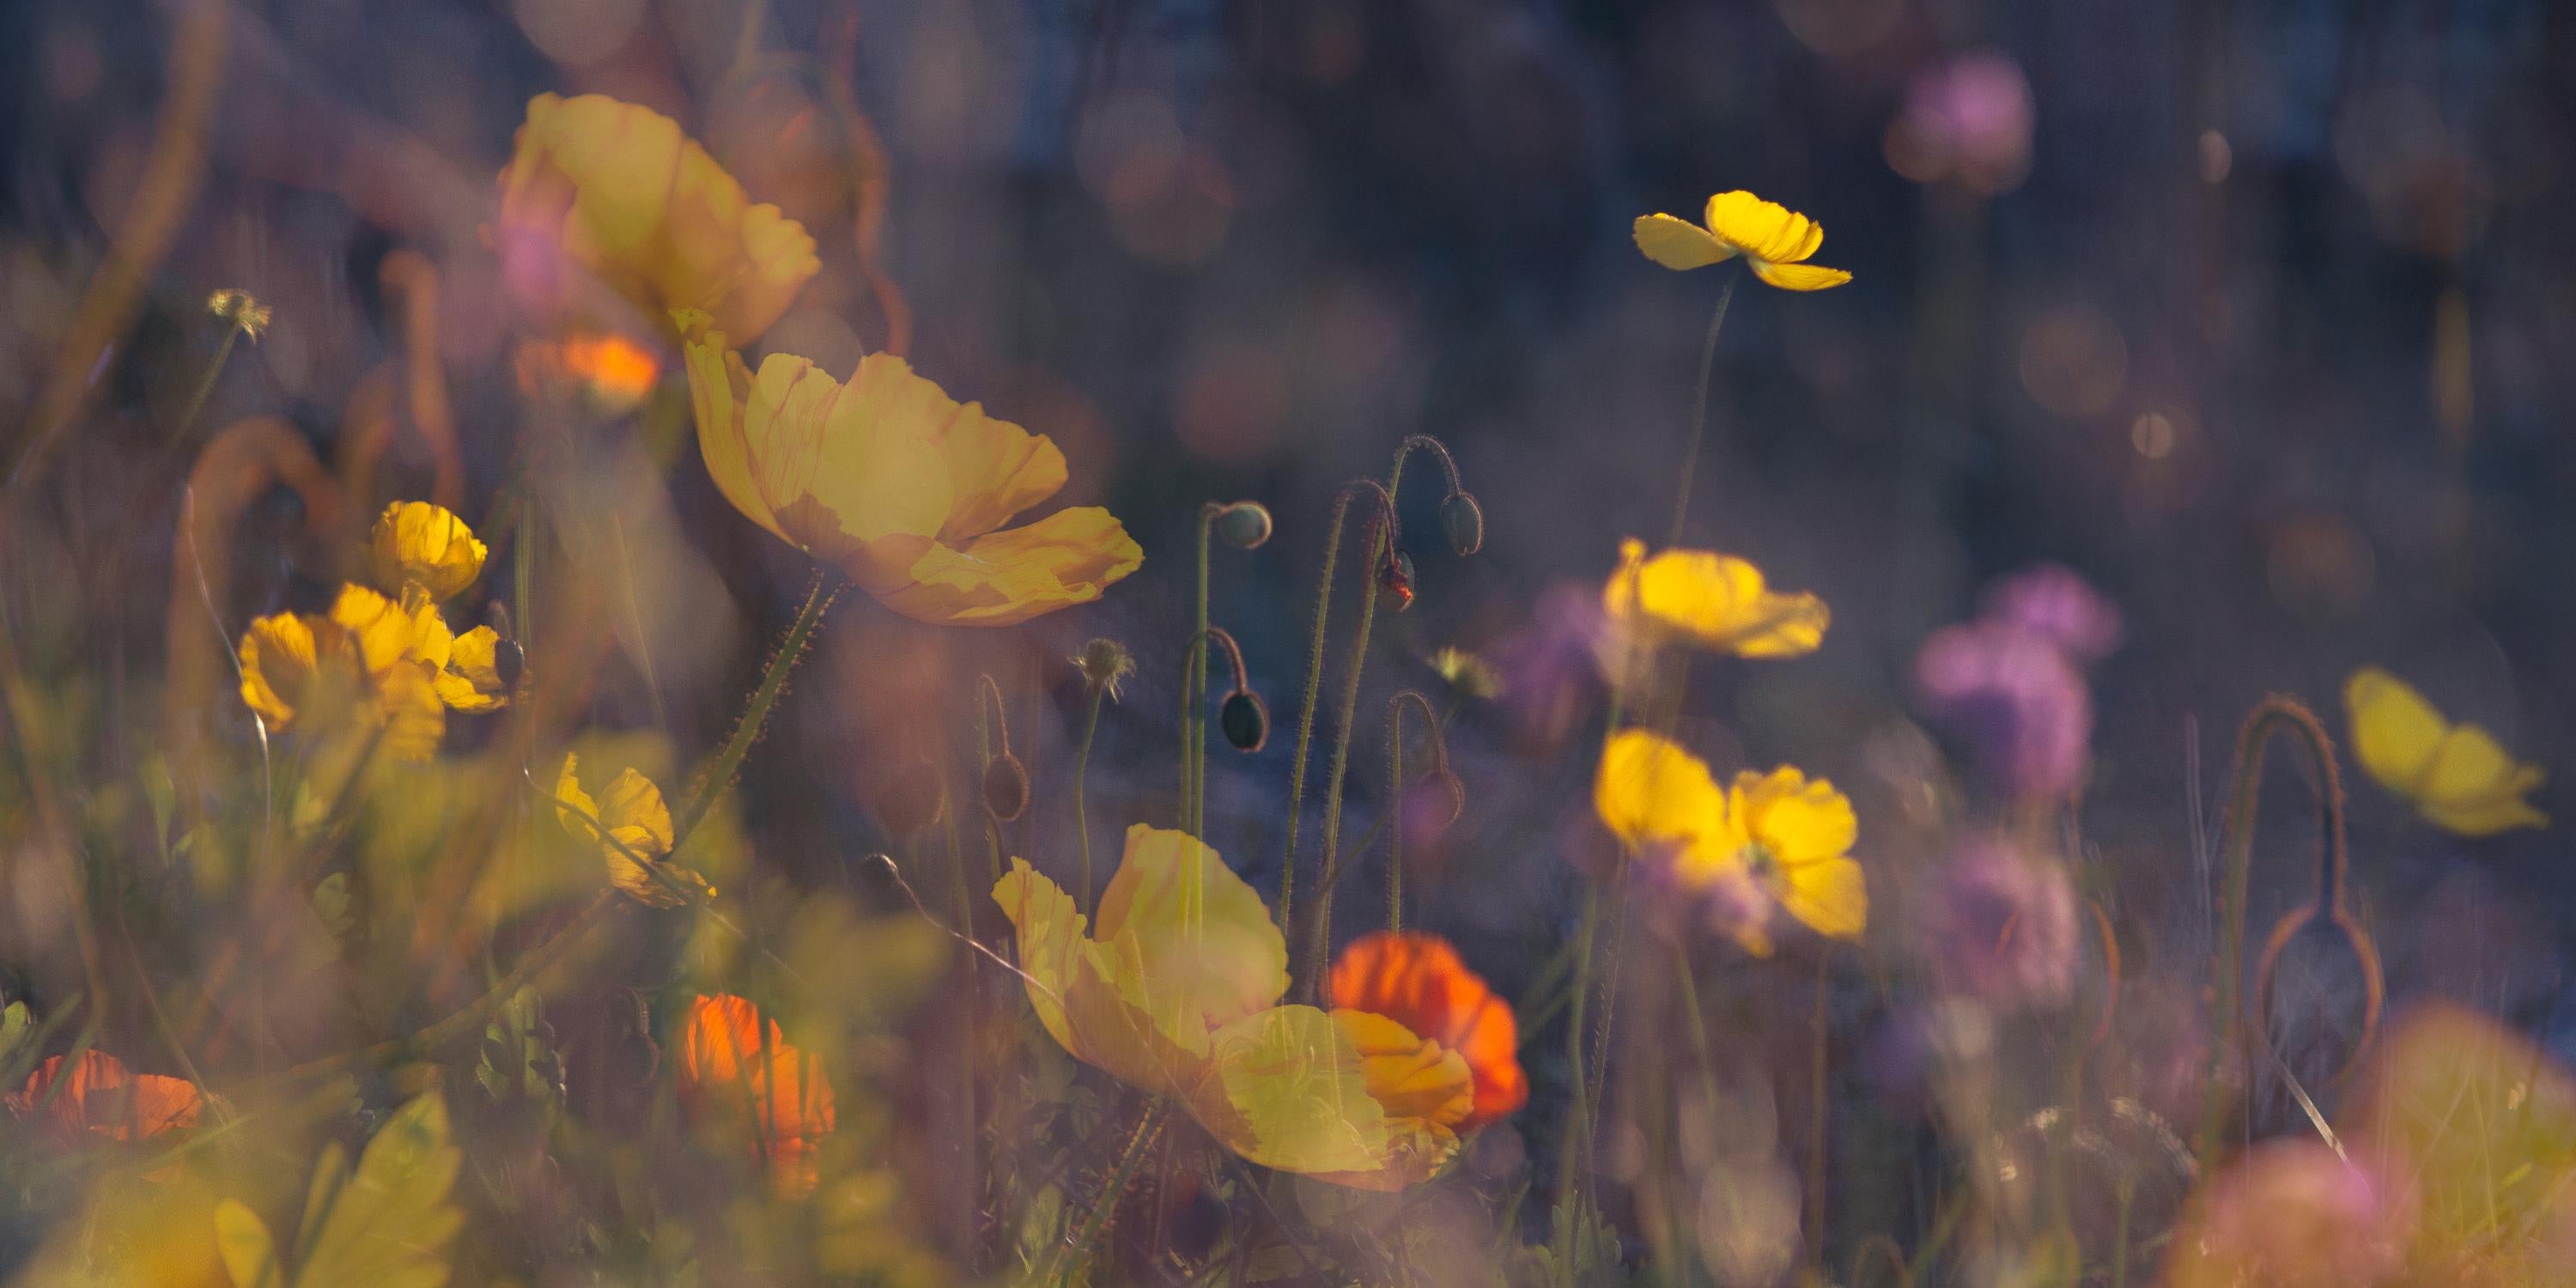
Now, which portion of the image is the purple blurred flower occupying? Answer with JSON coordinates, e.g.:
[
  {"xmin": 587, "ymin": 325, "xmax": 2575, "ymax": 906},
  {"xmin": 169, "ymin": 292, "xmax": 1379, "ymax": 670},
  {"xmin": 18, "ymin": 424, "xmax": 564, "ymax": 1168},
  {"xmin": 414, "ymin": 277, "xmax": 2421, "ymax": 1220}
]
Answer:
[
  {"xmin": 1917, "ymin": 836, "xmax": 2079, "ymax": 1009},
  {"xmin": 1915, "ymin": 621, "xmax": 2093, "ymax": 799},
  {"xmin": 1889, "ymin": 52, "xmax": 2035, "ymax": 196},
  {"xmin": 1982, "ymin": 563, "xmax": 2123, "ymax": 663}
]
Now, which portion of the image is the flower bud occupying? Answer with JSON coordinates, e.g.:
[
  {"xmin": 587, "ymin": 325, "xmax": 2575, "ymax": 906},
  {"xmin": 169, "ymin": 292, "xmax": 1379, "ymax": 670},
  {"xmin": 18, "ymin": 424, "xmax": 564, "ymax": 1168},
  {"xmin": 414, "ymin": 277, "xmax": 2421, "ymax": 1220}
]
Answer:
[
  {"xmin": 981, "ymin": 751, "xmax": 1030, "ymax": 822},
  {"xmin": 1220, "ymin": 689, "xmax": 1270, "ymax": 752},
  {"xmin": 1377, "ymin": 547, "xmax": 1418, "ymax": 611},
  {"xmin": 1215, "ymin": 501, "xmax": 1273, "ymax": 550},
  {"xmin": 1439, "ymin": 491, "xmax": 1485, "ymax": 556},
  {"xmin": 493, "ymin": 636, "xmax": 526, "ymax": 691}
]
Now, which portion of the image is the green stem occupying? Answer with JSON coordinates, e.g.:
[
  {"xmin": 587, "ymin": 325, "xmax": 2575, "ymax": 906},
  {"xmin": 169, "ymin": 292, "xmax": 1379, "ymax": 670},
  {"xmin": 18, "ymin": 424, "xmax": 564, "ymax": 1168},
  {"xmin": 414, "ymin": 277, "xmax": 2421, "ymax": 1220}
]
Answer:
[
  {"xmin": 1191, "ymin": 505, "xmax": 1215, "ymax": 836},
  {"xmin": 1556, "ymin": 885, "xmax": 1603, "ymax": 1205},
  {"xmin": 1387, "ymin": 705, "xmax": 1404, "ymax": 934},
  {"xmin": 1054, "ymin": 1099, "xmax": 1167, "ymax": 1285},
  {"xmin": 1073, "ymin": 683, "xmax": 1107, "ymax": 916},
  {"xmin": 2193, "ymin": 696, "xmax": 2342, "ymax": 1170},
  {"xmin": 167, "ymin": 326, "xmax": 241, "ymax": 446},
  {"xmin": 1667, "ymin": 268, "xmax": 1741, "ymax": 550},
  {"xmin": 671, "ymin": 570, "xmax": 839, "ymax": 853},
  {"xmin": 1277, "ymin": 481, "xmax": 1390, "ymax": 936}
]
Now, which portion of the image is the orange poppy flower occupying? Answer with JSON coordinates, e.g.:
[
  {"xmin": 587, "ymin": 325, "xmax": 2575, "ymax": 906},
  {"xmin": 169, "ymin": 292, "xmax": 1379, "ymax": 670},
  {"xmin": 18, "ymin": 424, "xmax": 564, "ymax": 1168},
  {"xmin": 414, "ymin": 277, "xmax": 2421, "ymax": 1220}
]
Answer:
[
  {"xmin": 1328, "ymin": 932, "xmax": 1528, "ymax": 1130},
  {"xmin": 676, "ymin": 993, "xmax": 835, "ymax": 1196},
  {"xmin": 8, "ymin": 1050, "xmax": 205, "ymax": 1143}
]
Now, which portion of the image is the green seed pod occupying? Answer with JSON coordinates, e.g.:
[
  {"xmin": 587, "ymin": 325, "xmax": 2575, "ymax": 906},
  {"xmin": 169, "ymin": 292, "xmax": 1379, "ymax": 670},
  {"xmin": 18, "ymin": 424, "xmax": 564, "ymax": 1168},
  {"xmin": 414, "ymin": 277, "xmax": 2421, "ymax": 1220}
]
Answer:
[
  {"xmin": 1439, "ymin": 490, "xmax": 1485, "ymax": 556},
  {"xmin": 1216, "ymin": 501, "xmax": 1273, "ymax": 550},
  {"xmin": 1220, "ymin": 690, "xmax": 1270, "ymax": 752}
]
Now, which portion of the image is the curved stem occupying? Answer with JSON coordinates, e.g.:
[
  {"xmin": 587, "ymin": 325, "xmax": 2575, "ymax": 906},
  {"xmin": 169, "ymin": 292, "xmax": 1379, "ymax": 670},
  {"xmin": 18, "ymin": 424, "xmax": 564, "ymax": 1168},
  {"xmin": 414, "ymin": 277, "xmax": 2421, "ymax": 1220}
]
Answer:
[
  {"xmin": 2193, "ymin": 696, "xmax": 2346, "ymax": 1168},
  {"xmin": 1277, "ymin": 480, "xmax": 1394, "ymax": 935},
  {"xmin": 1073, "ymin": 685, "xmax": 1107, "ymax": 916},
  {"xmin": 671, "ymin": 570, "xmax": 840, "ymax": 854},
  {"xmin": 1382, "ymin": 690, "xmax": 1443, "ymax": 933},
  {"xmin": 1667, "ymin": 268, "xmax": 1741, "ymax": 550},
  {"xmin": 1302, "ymin": 506, "xmax": 1394, "ymax": 995}
]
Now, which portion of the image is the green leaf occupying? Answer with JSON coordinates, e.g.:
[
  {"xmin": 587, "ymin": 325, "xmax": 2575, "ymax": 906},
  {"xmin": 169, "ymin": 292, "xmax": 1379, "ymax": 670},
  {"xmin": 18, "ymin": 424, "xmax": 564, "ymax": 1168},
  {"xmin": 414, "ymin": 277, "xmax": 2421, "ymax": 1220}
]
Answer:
[
  {"xmin": 215, "ymin": 1200, "xmax": 284, "ymax": 1288},
  {"xmin": 292, "ymin": 1092, "xmax": 463, "ymax": 1288}
]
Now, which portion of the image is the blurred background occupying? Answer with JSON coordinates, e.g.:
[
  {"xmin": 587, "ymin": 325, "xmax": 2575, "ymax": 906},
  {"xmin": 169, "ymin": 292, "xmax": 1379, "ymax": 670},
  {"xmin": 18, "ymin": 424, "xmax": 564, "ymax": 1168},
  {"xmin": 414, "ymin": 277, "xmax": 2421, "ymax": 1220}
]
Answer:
[{"xmin": 3, "ymin": 0, "xmax": 2572, "ymax": 1276}]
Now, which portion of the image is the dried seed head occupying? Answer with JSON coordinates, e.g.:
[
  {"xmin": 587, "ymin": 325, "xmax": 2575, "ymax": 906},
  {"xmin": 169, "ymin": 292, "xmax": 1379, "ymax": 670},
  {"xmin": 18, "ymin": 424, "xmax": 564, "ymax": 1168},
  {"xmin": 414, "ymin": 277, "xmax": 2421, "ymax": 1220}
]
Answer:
[
  {"xmin": 1439, "ymin": 490, "xmax": 1485, "ymax": 556},
  {"xmin": 1072, "ymin": 637, "xmax": 1136, "ymax": 702},
  {"xmin": 1220, "ymin": 689, "xmax": 1271, "ymax": 752},
  {"xmin": 207, "ymin": 289, "xmax": 272, "ymax": 339},
  {"xmin": 1215, "ymin": 501, "xmax": 1273, "ymax": 550},
  {"xmin": 981, "ymin": 751, "xmax": 1030, "ymax": 822}
]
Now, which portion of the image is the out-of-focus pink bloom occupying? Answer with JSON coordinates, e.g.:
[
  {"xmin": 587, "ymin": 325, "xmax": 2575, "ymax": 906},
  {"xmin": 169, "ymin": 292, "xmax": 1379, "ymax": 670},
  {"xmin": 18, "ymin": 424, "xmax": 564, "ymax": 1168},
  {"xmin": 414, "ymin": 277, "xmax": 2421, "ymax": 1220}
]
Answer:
[
  {"xmin": 1888, "ymin": 52, "xmax": 2035, "ymax": 196},
  {"xmin": 1983, "ymin": 563, "xmax": 2123, "ymax": 663},
  {"xmin": 2162, "ymin": 1140, "xmax": 2415, "ymax": 1288},
  {"xmin": 1915, "ymin": 620, "xmax": 2093, "ymax": 799},
  {"xmin": 1492, "ymin": 585, "xmax": 1608, "ymax": 756},
  {"xmin": 1917, "ymin": 835, "xmax": 2079, "ymax": 1009}
]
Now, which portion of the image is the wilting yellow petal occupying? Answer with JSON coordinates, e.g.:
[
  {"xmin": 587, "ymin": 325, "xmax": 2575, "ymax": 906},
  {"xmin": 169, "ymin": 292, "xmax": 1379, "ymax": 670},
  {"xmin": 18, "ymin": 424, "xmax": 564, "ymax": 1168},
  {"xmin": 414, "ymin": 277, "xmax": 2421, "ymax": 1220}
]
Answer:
[
  {"xmin": 873, "ymin": 507, "xmax": 1146, "ymax": 627},
  {"xmin": 368, "ymin": 501, "xmax": 487, "ymax": 602},
  {"xmin": 1748, "ymin": 260, "xmax": 1853, "ymax": 292},
  {"xmin": 1604, "ymin": 538, "xmax": 1829, "ymax": 658},
  {"xmin": 434, "ymin": 627, "xmax": 511, "ymax": 712},
  {"xmin": 497, "ymin": 94, "xmax": 818, "ymax": 341},
  {"xmin": 1632, "ymin": 213, "xmax": 1731, "ymax": 270},
  {"xmin": 2345, "ymin": 666, "xmax": 2548, "ymax": 836},
  {"xmin": 1595, "ymin": 728, "xmax": 1728, "ymax": 855}
]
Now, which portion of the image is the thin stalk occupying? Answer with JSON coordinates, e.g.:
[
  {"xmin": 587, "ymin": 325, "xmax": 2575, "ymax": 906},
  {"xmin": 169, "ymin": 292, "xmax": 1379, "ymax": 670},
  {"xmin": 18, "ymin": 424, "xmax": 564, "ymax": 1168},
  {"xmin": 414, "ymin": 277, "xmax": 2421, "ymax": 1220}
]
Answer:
[
  {"xmin": 167, "ymin": 325, "xmax": 242, "ymax": 446},
  {"xmin": 1667, "ymin": 268, "xmax": 1741, "ymax": 550},
  {"xmin": 1190, "ymin": 505, "xmax": 1215, "ymax": 835},
  {"xmin": 1054, "ymin": 1099, "xmax": 1168, "ymax": 1286},
  {"xmin": 2193, "ymin": 696, "xmax": 2343, "ymax": 1170},
  {"xmin": 671, "ymin": 570, "xmax": 840, "ymax": 853},
  {"xmin": 1276, "ymin": 480, "xmax": 1393, "ymax": 934},
  {"xmin": 1072, "ymin": 683, "xmax": 1107, "ymax": 916},
  {"xmin": 1807, "ymin": 945, "xmax": 1833, "ymax": 1268}
]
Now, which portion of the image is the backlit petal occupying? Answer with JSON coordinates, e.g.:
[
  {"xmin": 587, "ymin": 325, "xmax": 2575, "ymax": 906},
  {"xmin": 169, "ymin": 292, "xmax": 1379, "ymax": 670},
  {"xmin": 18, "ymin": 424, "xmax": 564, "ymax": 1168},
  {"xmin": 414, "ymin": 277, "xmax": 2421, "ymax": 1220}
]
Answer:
[
  {"xmin": 1595, "ymin": 728, "xmax": 1728, "ymax": 854},
  {"xmin": 872, "ymin": 507, "xmax": 1145, "ymax": 627},
  {"xmin": 1750, "ymin": 260, "xmax": 1853, "ymax": 291},
  {"xmin": 1633, "ymin": 213, "xmax": 1731, "ymax": 270}
]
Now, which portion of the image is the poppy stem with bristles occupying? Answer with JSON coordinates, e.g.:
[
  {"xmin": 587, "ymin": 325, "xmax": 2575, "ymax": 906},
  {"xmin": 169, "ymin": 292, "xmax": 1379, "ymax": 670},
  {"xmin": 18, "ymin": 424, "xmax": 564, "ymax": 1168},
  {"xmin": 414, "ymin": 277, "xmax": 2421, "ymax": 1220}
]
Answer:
[
  {"xmin": 1667, "ymin": 266, "xmax": 1741, "ymax": 550},
  {"xmin": 672, "ymin": 569, "xmax": 841, "ymax": 855}
]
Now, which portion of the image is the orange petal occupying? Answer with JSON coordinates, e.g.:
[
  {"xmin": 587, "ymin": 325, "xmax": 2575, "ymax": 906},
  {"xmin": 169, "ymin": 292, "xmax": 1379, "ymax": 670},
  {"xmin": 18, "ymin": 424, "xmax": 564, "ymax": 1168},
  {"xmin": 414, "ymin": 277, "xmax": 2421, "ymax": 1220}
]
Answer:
[{"xmin": 1328, "ymin": 931, "xmax": 1528, "ymax": 1128}]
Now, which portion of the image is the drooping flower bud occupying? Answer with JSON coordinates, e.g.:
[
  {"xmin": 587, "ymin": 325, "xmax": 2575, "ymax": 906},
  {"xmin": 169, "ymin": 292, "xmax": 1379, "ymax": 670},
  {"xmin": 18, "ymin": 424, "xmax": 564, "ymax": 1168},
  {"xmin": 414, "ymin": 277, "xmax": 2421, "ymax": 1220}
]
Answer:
[
  {"xmin": 1378, "ymin": 547, "xmax": 1417, "ymax": 611},
  {"xmin": 1215, "ymin": 501, "xmax": 1273, "ymax": 550},
  {"xmin": 1438, "ymin": 491, "xmax": 1485, "ymax": 557},
  {"xmin": 1220, "ymin": 689, "xmax": 1270, "ymax": 752},
  {"xmin": 981, "ymin": 751, "xmax": 1030, "ymax": 822}
]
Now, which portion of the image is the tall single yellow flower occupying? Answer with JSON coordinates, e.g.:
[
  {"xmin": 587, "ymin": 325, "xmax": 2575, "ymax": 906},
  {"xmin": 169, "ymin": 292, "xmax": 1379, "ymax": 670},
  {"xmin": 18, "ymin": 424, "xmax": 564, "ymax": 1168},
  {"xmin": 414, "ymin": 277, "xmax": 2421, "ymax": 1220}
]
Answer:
[
  {"xmin": 369, "ymin": 501, "xmax": 488, "ymax": 602},
  {"xmin": 237, "ymin": 584, "xmax": 507, "ymax": 759},
  {"xmin": 495, "ymin": 94, "xmax": 819, "ymax": 342},
  {"xmin": 1594, "ymin": 729, "xmax": 1865, "ymax": 956},
  {"xmin": 1633, "ymin": 191, "xmax": 1852, "ymax": 290},
  {"xmin": 555, "ymin": 754, "xmax": 710, "ymax": 907},
  {"xmin": 2344, "ymin": 666, "xmax": 2547, "ymax": 835},
  {"xmin": 679, "ymin": 310, "xmax": 1143, "ymax": 626},
  {"xmin": 1602, "ymin": 538, "xmax": 1828, "ymax": 659},
  {"xmin": 993, "ymin": 825, "xmax": 1475, "ymax": 1190}
]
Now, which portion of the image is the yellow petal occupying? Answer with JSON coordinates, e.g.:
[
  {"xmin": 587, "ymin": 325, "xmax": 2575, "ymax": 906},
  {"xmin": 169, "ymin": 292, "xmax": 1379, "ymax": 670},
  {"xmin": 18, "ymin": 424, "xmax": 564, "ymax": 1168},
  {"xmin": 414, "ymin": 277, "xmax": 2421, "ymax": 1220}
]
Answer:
[
  {"xmin": 1748, "ymin": 260, "xmax": 1853, "ymax": 291},
  {"xmin": 2346, "ymin": 666, "xmax": 2548, "ymax": 836},
  {"xmin": 368, "ymin": 501, "xmax": 487, "ymax": 601},
  {"xmin": 677, "ymin": 311, "xmax": 797, "ymax": 548},
  {"xmin": 1632, "ymin": 213, "xmax": 1731, "ymax": 270},
  {"xmin": 1187, "ymin": 1004, "xmax": 1393, "ymax": 1178},
  {"xmin": 434, "ymin": 627, "xmax": 510, "ymax": 712},
  {"xmin": 1594, "ymin": 728, "xmax": 1728, "ymax": 854},
  {"xmin": 1732, "ymin": 766, "xmax": 1856, "ymax": 866},
  {"xmin": 1093, "ymin": 824, "xmax": 1290, "ymax": 1035},
  {"xmin": 1704, "ymin": 191, "xmax": 1823, "ymax": 264},
  {"xmin": 371, "ymin": 661, "xmax": 448, "ymax": 762},
  {"xmin": 1774, "ymin": 854, "xmax": 1867, "ymax": 940},
  {"xmin": 993, "ymin": 857, "xmax": 1216, "ymax": 1097},
  {"xmin": 329, "ymin": 584, "xmax": 451, "ymax": 677},
  {"xmin": 871, "ymin": 507, "xmax": 1145, "ymax": 627},
  {"xmin": 1604, "ymin": 538, "xmax": 1829, "ymax": 657},
  {"xmin": 239, "ymin": 612, "xmax": 323, "ymax": 729},
  {"xmin": 915, "ymin": 393, "xmax": 1069, "ymax": 545}
]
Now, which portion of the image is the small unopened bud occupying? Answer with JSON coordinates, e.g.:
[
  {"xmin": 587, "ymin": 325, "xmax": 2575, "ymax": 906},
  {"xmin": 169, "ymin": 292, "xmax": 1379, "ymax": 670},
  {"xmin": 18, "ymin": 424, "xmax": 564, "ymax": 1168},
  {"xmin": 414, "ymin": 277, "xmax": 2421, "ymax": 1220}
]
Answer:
[
  {"xmin": 493, "ymin": 637, "xmax": 526, "ymax": 691},
  {"xmin": 1219, "ymin": 689, "xmax": 1270, "ymax": 752},
  {"xmin": 1438, "ymin": 491, "xmax": 1485, "ymax": 556},
  {"xmin": 1215, "ymin": 501, "xmax": 1273, "ymax": 550},
  {"xmin": 1377, "ymin": 547, "xmax": 1417, "ymax": 611},
  {"xmin": 981, "ymin": 751, "xmax": 1030, "ymax": 822}
]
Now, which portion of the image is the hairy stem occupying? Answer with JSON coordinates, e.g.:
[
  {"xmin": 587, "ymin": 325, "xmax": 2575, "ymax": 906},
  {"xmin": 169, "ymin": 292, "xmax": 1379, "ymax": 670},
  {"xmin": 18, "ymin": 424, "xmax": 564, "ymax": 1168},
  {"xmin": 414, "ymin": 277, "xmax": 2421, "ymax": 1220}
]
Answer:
[
  {"xmin": 1667, "ymin": 267, "xmax": 1741, "ymax": 550},
  {"xmin": 1073, "ymin": 683, "xmax": 1107, "ymax": 916},
  {"xmin": 1277, "ymin": 480, "xmax": 1392, "ymax": 935},
  {"xmin": 671, "ymin": 571, "xmax": 840, "ymax": 854}
]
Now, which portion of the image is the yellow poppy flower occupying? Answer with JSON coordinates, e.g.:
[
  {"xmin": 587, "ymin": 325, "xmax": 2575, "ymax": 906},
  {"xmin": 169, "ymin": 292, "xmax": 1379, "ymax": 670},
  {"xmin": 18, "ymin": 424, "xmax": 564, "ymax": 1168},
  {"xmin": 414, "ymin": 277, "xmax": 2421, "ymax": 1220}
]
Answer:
[
  {"xmin": 1602, "ymin": 538, "xmax": 1828, "ymax": 659},
  {"xmin": 368, "ymin": 501, "xmax": 488, "ymax": 603},
  {"xmin": 1633, "ymin": 191, "xmax": 1853, "ymax": 290},
  {"xmin": 993, "ymin": 825, "xmax": 1474, "ymax": 1189},
  {"xmin": 679, "ymin": 310, "xmax": 1144, "ymax": 626},
  {"xmin": 496, "ymin": 94, "xmax": 819, "ymax": 342},
  {"xmin": 1593, "ymin": 729, "xmax": 1865, "ymax": 956},
  {"xmin": 555, "ymin": 754, "xmax": 709, "ymax": 907},
  {"xmin": 236, "ymin": 585, "xmax": 505, "ymax": 760},
  {"xmin": 2344, "ymin": 666, "xmax": 2547, "ymax": 835}
]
